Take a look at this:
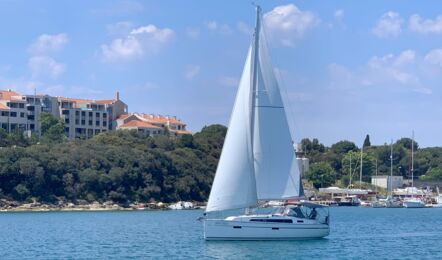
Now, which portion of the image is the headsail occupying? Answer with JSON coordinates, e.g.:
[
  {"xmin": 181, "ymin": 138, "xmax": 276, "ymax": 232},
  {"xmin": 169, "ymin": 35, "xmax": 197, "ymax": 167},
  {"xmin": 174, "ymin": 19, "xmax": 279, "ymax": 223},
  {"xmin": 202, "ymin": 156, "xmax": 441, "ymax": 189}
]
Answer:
[
  {"xmin": 205, "ymin": 48, "xmax": 258, "ymax": 212},
  {"xmin": 252, "ymin": 8, "xmax": 302, "ymax": 200}
]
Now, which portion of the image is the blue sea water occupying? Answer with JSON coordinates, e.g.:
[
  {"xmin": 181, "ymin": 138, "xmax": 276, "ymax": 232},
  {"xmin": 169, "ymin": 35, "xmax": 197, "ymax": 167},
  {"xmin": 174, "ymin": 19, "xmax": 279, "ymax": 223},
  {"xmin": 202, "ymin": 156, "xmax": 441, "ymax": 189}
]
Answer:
[{"xmin": 0, "ymin": 207, "xmax": 441, "ymax": 259}]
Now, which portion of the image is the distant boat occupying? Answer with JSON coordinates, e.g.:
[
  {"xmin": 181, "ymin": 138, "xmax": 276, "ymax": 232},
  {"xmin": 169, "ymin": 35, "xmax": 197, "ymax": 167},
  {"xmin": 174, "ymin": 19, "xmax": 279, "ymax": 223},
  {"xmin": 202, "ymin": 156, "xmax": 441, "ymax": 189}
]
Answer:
[
  {"xmin": 403, "ymin": 197, "xmax": 425, "ymax": 208},
  {"xmin": 432, "ymin": 187, "xmax": 442, "ymax": 208},
  {"xmin": 385, "ymin": 141, "xmax": 402, "ymax": 208},
  {"xmin": 202, "ymin": 6, "xmax": 330, "ymax": 241},
  {"xmin": 335, "ymin": 195, "xmax": 361, "ymax": 207},
  {"xmin": 402, "ymin": 132, "xmax": 425, "ymax": 208},
  {"xmin": 168, "ymin": 201, "xmax": 194, "ymax": 210}
]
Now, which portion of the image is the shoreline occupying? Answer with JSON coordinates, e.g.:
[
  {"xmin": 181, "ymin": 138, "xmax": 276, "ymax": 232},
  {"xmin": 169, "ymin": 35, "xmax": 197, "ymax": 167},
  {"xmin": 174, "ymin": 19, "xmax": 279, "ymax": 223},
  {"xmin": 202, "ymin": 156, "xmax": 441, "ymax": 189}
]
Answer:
[{"xmin": 0, "ymin": 200, "xmax": 204, "ymax": 212}]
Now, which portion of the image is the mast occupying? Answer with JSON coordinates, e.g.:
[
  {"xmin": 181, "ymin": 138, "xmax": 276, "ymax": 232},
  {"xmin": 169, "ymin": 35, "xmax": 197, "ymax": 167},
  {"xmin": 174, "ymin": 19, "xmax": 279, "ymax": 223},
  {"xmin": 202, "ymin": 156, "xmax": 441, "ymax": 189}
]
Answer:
[
  {"xmin": 250, "ymin": 5, "xmax": 260, "ymax": 161},
  {"xmin": 375, "ymin": 159, "xmax": 378, "ymax": 193},
  {"xmin": 246, "ymin": 5, "xmax": 260, "ymax": 213},
  {"xmin": 390, "ymin": 140, "xmax": 393, "ymax": 195},
  {"xmin": 349, "ymin": 154, "xmax": 352, "ymax": 188},
  {"xmin": 411, "ymin": 131, "xmax": 414, "ymax": 187},
  {"xmin": 359, "ymin": 145, "xmax": 363, "ymax": 189}
]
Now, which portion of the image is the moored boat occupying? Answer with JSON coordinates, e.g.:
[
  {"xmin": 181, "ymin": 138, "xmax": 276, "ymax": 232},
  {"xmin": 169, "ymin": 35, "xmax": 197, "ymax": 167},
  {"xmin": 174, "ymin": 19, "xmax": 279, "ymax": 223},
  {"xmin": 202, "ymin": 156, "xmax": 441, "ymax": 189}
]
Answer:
[{"xmin": 402, "ymin": 198, "xmax": 425, "ymax": 208}]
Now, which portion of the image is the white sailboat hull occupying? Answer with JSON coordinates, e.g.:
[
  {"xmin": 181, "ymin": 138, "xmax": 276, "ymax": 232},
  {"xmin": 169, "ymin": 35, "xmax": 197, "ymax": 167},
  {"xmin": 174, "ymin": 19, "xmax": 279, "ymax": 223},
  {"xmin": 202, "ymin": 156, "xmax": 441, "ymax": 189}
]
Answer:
[
  {"xmin": 204, "ymin": 216, "xmax": 329, "ymax": 240},
  {"xmin": 403, "ymin": 200, "xmax": 425, "ymax": 208}
]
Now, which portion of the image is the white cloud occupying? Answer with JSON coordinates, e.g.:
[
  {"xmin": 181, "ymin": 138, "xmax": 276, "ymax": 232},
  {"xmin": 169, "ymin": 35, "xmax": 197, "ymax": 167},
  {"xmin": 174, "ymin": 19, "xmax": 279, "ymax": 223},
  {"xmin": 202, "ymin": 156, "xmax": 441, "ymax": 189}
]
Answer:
[
  {"xmin": 206, "ymin": 21, "xmax": 232, "ymax": 34},
  {"xmin": 185, "ymin": 65, "xmax": 200, "ymax": 80},
  {"xmin": 328, "ymin": 49, "xmax": 442, "ymax": 95},
  {"xmin": 334, "ymin": 9, "xmax": 344, "ymax": 20},
  {"xmin": 186, "ymin": 27, "xmax": 200, "ymax": 39},
  {"xmin": 100, "ymin": 24, "xmax": 174, "ymax": 62},
  {"xmin": 106, "ymin": 21, "xmax": 134, "ymax": 36},
  {"xmin": 237, "ymin": 22, "xmax": 253, "ymax": 35},
  {"xmin": 424, "ymin": 48, "xmax": 442, "ymax": 66},
  {"xmin": 372, "ymin": 11, "xmax": 403, "ymax": 38},
  {"xmin": 263, "ymin": 4, "xmax": 319, "ymax": 47},
  {"xmin": 409, "ymin": 14, "xmax": 442, "ymax": 34},
  {"xmin": 28, "ymin": 56, "xmax": 66, "ymax": 79},
  {"xmin": 218, "ymin": 76, "xmax": 238, "ymax": 87},
  {"xmin": 28, "ymin": 33, "xmax": 69, "ymax": 54},
  {"xmin": 394, "ymin": 50, "xmax": 416, "ymax": 66}
]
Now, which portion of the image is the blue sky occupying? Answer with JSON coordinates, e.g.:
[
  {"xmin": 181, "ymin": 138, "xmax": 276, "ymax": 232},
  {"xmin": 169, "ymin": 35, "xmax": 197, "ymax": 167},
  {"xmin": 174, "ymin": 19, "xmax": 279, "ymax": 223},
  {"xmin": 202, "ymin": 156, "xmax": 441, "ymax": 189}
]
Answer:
[{"xmin": 1, "ymin": 1, "xmax": 442, "ymax": 147}]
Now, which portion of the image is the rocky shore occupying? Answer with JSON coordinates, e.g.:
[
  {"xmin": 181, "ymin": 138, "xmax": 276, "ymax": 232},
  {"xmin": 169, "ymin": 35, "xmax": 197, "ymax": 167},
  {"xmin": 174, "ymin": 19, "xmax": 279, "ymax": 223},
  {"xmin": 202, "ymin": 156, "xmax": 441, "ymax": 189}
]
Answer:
[{"xmin": 0, "ymin": 199, "xmax": 173, "ymax": 212}]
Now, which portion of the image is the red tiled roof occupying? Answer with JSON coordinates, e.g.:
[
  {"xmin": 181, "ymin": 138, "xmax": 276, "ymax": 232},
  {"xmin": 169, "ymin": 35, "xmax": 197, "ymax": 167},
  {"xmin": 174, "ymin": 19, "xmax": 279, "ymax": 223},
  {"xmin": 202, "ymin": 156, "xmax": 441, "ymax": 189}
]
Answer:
[
  {"xmin": 140, "ymin": 114, "xmax": 186, "ymax": 125},
  {"xmin": 0, "ymin": 103, "xmax": 10, "ymax": 110},
  {"xmin": 119, "ymin": 120, "xmax": 162, "ymax": 129},
  {"xmin": 58, "ymin": 97, "xmax": 116, "ymax": 105},
  {"xmin": 0, "ymin": 90, "xmax": 21, "ymax": 100},
  {"xmin": 117, "ymin": 114, "xmax": 130, "ymax": 119},
  {"xmin": 96, "ymin": 99, "xmax": 116, "ymax": 105}
]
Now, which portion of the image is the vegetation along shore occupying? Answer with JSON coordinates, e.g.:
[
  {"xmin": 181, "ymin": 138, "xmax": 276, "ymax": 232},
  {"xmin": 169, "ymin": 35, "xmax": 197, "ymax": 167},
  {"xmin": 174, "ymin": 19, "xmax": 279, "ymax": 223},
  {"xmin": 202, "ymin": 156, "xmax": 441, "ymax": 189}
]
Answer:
[{"xmin": 0, "ymin": 114, "xmax": 441, "ymax": 210}]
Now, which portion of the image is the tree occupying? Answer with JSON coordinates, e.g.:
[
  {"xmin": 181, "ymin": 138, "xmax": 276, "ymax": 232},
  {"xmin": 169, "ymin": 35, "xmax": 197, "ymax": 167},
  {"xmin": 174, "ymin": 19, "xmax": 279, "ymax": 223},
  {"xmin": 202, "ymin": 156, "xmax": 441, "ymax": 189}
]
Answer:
[
  {"xmin": 40, "ymin": 113, "xmax": 65, "ymax": 143},
  {"xmin": 395, "ymin": 138, "xmax": 418, "ymax": 150},
  {"xmin": 341, "ymin": 151, "xmax": 376, "ymax": 186},
  {"xmin": 420, "ymin": 167, "xmax": 442, "ymax": 181},
  {"xmin": 363, "ymin": 134, "xmax": 371, "ymax": 148},
  {"xmin": 0, "ymin": 128, "xmax": 8, "ymax": 147},
  {"xmin": 305, "ymin": 162, "xmax": 336, "ymax": 189},
  {"xmin": 330, "ymin": 140, "xmax": 356, "ymax": 154}
]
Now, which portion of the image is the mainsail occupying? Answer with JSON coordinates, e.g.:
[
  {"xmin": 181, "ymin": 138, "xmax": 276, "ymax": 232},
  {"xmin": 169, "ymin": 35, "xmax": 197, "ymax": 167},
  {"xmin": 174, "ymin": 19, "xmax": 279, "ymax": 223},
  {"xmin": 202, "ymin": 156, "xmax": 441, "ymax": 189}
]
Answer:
[
  {"xmin": 206, "ymin": 7, "xmax": 302, "ymax": 213},
  {"xmin": 252, "ymin": 8, "xmax": 302, "ymax": 200}
]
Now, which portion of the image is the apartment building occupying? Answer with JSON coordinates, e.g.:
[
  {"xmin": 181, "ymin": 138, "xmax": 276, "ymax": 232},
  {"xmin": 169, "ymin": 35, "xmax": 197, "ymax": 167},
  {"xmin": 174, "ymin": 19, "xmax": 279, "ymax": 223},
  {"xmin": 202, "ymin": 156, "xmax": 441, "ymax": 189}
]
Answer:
[
  {"xmin": 0, "ymin": 90, "xmax": 28, "ymax": 133},
  {"xmin": 58, "ymin": 92, "xmax": 127, "ymax": 139},
  {"xmin": 0, "ymin": 89, "xmax": 128, "ymax": 139},
  {"xmin": 116, "ymin": 113, "xmax": 190, "ymax": 136}
]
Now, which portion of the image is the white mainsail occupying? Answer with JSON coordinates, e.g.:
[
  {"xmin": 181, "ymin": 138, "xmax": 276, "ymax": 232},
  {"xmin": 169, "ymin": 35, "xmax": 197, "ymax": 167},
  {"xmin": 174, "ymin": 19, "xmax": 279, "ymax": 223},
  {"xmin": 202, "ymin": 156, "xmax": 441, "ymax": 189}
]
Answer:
[
  {"xmin": 253, "ymin": 12, "xmax": 302, "ymax": 200},
  {"xmin": 205, "ymin": 48, "xmax": 258, "ymax": 212},
  {"xmin": 206, "ymin": 7, "xmax": 302, "ymax": 213}
]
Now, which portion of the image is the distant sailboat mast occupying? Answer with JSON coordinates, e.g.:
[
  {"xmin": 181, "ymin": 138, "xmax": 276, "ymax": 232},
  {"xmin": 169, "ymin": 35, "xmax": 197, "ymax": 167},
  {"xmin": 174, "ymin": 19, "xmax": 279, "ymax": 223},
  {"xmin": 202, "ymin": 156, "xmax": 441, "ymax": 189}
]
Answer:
[
  {"xmin": 411, "ymin": 131, "xmax": 414, "ymax": 188},
  {"xmin": 359, "ymin": 145, "xmax": 363, "ymax": 189},
  {"xmin": 349, "ymin": 154, "xmax": 352, "ymax": 188},
  {"xmin": 390, "ymin": 140, "xmax": 393, "ymax": 195}
]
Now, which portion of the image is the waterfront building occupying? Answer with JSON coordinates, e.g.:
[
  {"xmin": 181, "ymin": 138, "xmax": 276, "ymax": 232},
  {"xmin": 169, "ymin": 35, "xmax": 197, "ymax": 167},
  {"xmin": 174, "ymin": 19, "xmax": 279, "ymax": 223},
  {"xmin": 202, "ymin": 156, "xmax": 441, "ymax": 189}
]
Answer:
[
  {"xmin": 57, "ymin": 93, "xmax": 127, "ymax": 139},
  {"xmin": 371, "ymin": 175, "xmax": 403, "ymax": 191},
  {"xmin": 116, "ymin": 113, "xmax": 191, "ymax": 137},
  {"xmin": 294, "ymin": 143, "xmax": 309, "ymax": 177},
  {"xmin": 0, "ymin": 90, "xmax": 28, "ymax": 133},
  {"xmin": 1, "ymin": 89, "xmax": 189, "ymax": 139}
]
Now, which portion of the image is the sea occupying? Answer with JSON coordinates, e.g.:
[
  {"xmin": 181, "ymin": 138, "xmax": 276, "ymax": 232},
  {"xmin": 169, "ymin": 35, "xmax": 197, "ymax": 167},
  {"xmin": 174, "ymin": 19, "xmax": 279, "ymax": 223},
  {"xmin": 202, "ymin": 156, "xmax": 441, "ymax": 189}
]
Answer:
[{"xmin": 0, "ymin": 207, "xmax": 441, "ymax": 259}]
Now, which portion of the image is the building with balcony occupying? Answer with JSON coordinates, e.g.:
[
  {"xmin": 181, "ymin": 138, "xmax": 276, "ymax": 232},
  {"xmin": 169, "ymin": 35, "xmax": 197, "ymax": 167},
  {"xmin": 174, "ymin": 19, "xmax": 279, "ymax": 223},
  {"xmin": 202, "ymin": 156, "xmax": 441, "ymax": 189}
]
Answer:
[
  {"xmin": 0, "ymin": 90, "xmax": 28, "ymax": 133},
  {"xmin": 0, "ymin": 89, "xmax": 128, "ymax": 139},
  {"xmin": 116, "ymin": 113, "xmax": 190, "ymax": 136}
]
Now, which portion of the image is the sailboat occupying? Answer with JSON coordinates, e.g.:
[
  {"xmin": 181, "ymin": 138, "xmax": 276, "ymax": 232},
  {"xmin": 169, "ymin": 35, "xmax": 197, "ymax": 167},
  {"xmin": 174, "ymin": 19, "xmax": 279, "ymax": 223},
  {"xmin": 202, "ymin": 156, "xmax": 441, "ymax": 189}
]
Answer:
[
  {"xmin": 202, "ymin": 6, "xmax": 330, "ymax": 240},
  {"xmin": 402, "ymin": 131, "xmax": 425, "ymax": 208},
  {"xmin": 384, "ymin": 140, "xmax": 402, "ymax": 208}
]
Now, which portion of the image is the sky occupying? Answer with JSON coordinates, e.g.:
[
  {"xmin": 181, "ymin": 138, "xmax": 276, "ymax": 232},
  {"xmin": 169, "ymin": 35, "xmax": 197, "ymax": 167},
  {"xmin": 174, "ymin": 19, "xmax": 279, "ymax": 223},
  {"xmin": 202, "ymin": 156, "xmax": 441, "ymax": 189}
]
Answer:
[{"xmin": 1, "ymin": 0, "xmax": 442, "ymax": 147}]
